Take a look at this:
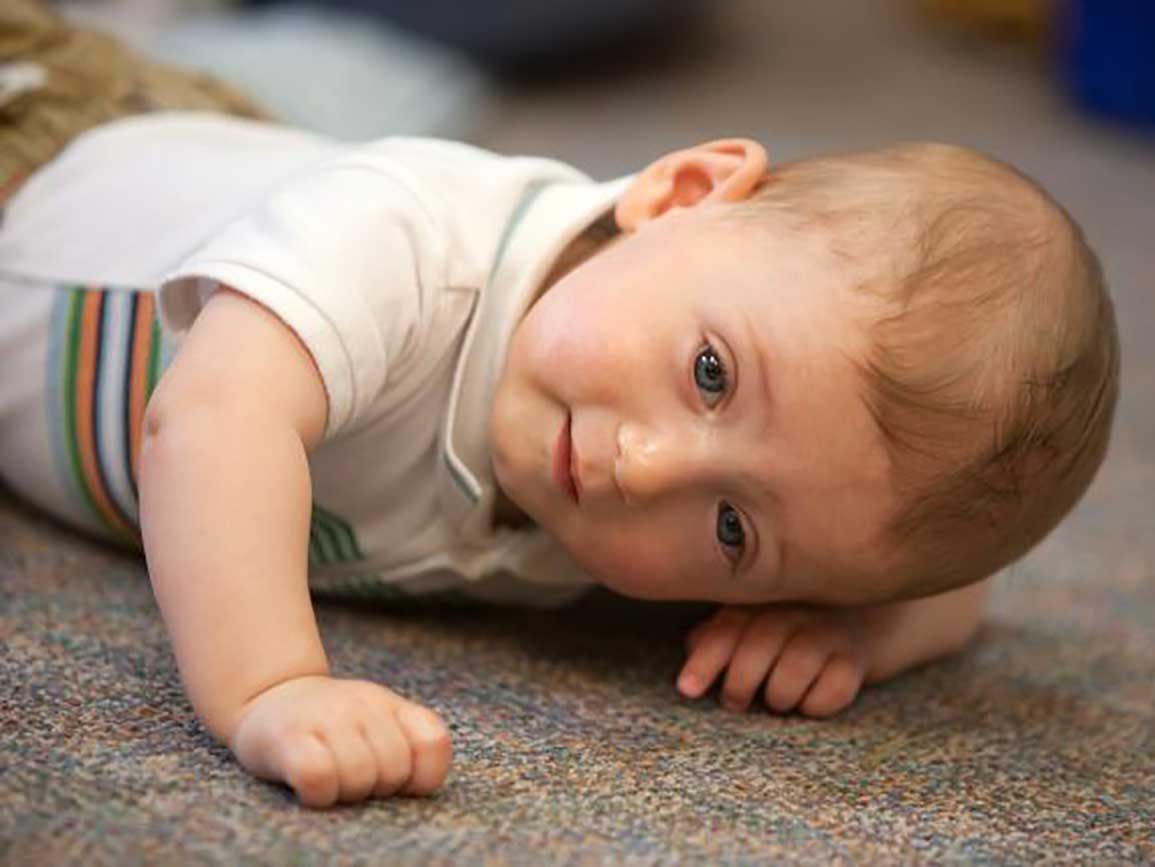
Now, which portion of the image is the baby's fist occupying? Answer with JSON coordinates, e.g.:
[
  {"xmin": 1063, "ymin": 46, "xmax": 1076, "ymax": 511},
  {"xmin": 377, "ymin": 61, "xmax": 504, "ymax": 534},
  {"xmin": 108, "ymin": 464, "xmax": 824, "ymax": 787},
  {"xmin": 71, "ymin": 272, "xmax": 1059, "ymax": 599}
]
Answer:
[
  {"xmin": 678, "ymin": 604, "xmax": 869, "ymax": 718},
  {"xmin": 228, "ymin": 675, "xmax": 451, "ymax": 808}
]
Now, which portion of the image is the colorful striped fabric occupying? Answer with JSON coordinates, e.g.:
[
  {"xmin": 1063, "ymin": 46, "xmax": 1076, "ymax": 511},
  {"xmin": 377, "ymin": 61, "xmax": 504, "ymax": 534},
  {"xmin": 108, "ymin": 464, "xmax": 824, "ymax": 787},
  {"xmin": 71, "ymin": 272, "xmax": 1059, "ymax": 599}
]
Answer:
[
  {"xmin": 44, "ymin": 285, "xmax": 377, "ymax": 575},
  {"xmin": 47, "ymin": 285, "xmax": 168, "ymax": 547}
]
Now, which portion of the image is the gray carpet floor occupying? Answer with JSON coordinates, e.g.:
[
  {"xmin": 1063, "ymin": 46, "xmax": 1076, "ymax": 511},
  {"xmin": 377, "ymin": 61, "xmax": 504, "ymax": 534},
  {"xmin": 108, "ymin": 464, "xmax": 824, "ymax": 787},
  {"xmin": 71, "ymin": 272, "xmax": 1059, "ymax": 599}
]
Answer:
[{"xmin": 2, "ymin": 1, "xmax": 1153, "ymax": 863}]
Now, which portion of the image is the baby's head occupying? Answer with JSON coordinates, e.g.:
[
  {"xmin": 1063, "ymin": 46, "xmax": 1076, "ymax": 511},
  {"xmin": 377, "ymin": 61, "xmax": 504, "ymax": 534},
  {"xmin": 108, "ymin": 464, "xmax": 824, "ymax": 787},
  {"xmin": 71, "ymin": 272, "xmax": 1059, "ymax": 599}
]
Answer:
[{"xmin": 490, "ymin": 139, "xmax": 1119, "ymax": 606}]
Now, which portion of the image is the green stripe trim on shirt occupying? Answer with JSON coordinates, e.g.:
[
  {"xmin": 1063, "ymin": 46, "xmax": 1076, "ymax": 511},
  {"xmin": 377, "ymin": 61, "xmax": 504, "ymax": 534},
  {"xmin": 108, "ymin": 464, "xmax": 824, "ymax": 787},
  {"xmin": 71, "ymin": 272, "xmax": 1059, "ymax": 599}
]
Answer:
[
  {"xmin": 308, "ymin": 502, "xmax": 364, "ymax": 565},
  {"xmin": 147, "ymin": 318, "xmax": 163, "ymax": 395}
]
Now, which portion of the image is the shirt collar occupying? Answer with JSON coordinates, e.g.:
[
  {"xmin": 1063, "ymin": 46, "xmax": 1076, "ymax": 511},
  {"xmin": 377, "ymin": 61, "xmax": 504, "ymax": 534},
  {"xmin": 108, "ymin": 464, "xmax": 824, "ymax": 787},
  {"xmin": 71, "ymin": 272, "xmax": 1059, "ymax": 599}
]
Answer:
[{"xmin": 438, "ymin": 173, "xmax": 633, "ymax": 543}]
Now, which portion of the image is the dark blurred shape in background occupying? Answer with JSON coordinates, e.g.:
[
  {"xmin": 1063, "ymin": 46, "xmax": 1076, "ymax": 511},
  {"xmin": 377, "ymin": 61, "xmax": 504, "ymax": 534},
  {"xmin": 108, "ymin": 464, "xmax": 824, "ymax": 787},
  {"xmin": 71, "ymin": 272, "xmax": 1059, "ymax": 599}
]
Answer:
[{"xmin": 243, "ymin": 0, "xmax": 705, "ymax": 72}]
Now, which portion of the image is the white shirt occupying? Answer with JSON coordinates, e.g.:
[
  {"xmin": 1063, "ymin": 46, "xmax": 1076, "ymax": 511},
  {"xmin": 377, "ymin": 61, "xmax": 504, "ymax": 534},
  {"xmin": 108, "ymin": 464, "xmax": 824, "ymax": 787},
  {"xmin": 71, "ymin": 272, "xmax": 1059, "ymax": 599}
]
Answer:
[
  {"xmin": 1, "ymin": 112, "xmax": 629, "ymax": 606},
  {"xmin": 155, "ymin": 113, "xmax": 629, "ymax": 606}
]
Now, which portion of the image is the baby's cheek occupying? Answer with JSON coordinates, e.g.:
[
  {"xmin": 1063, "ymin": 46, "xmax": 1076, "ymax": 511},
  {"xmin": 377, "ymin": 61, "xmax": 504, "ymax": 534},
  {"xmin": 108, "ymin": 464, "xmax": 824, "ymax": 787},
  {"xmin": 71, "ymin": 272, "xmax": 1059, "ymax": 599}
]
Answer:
[
  {"xmin": 578, "ymin": 530, "xmax": 681, "ymax": 598},
  {"xmin": 524, "ymin": 291, "xmax": 618, "ymax": 382}
]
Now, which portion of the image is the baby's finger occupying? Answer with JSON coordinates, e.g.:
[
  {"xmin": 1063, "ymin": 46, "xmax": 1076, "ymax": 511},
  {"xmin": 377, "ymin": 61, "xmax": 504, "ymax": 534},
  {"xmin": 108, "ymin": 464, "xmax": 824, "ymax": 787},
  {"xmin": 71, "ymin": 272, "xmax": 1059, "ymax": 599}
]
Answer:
[
  {"xmin": 276, "ymin": 730, "xmax": 341, "ymax": 809},
  {"xmin": 677, "ymin": 609, "xmax": 752, "ymax": 698},
  {"xmin": 798, "ymin": 654, "xmax": 866, "ymax": 718},
  {"xmin": 393, "ymin": 703, "xmax": 453, "ymax": 797},
  {"xmin": 360, "ymin": 713, "xmax": 413, "ymax": 798},
  {"xmin": 323, "ymin": 723, "xmax": 380, "ymax": 804},
  {"xmin": 684, "ymin": 606, "xmax": 742, "ymax": 653},
  {"xmin": 764, "ymin": 632, "xmax": 834, "ymax": 714},
  {"xmin": 719, "ymin": 612, "xmax": 791, "ymax": 712}
]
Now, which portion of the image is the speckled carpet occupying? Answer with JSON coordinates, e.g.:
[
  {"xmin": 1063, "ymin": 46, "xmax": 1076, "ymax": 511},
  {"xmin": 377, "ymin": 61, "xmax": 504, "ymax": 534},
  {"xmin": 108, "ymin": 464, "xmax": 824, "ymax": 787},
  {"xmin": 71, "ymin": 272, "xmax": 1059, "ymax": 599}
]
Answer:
[
  {"xmin": 2, "ymin": 478, "xmax": 1153, "ymax": 864},
  {"xmin": 3, "ymin": 0, "xmax": 1154, "ymax": 863}
]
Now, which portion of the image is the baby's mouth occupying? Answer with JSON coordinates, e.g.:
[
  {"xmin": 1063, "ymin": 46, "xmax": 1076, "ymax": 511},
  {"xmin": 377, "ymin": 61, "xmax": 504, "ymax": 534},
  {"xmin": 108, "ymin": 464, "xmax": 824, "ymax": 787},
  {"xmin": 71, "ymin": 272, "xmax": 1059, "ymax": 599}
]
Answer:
[
  {"xmin": 553, "ymin": 411, "xmax": 580, "ymax": 504},
  {"xmin": 569, "ymin": 416, "xmax": 583, "ymax": 503}
]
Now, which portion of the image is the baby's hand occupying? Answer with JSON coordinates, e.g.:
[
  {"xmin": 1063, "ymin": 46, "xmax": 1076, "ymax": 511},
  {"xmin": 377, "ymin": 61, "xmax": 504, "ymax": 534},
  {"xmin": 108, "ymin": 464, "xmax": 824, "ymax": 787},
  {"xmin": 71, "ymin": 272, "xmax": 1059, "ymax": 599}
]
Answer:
[
  {"xmin": 677, "ymin": 604, "xmax": 869, "ymax": 718},
  {"xmin": 227, "ymin": 675, "xmax": 451, "ymax": 808}
]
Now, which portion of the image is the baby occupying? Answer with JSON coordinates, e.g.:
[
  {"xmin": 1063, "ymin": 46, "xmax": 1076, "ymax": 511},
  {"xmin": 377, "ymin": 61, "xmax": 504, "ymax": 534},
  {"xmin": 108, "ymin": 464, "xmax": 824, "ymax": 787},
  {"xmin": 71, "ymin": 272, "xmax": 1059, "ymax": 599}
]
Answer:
[{"xmin": 0, "ymin": 6, "xmax": 1119, "ymax": 810}]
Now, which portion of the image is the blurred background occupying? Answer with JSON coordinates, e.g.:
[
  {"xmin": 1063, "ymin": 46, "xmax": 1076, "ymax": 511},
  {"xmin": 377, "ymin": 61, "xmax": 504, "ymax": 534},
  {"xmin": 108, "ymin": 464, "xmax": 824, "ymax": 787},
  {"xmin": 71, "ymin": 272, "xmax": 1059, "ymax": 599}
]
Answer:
[
  {"xmin": 58, "ymin": 0, "xmax": 1155, "ymax": 146},
  {"xmin": 56, "ymin": 0, "xmax": 1154, "ymax": 607}
]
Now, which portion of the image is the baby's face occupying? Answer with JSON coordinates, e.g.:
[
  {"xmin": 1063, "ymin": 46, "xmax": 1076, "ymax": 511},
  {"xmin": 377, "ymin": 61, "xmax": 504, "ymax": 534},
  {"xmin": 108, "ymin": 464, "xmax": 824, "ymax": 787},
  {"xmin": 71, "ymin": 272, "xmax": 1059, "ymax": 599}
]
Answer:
[{"xmin": 490, "ymin": 207, "xmax": 900, "ymax": 605}]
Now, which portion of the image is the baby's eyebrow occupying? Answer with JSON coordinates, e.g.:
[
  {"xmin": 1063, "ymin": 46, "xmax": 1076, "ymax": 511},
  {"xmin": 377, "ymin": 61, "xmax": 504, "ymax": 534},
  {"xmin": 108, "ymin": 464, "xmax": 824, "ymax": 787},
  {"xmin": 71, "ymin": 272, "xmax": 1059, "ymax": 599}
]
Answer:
[{"xmin": 741, "ymin": 312, "xmax": 775, "ymax": 412}]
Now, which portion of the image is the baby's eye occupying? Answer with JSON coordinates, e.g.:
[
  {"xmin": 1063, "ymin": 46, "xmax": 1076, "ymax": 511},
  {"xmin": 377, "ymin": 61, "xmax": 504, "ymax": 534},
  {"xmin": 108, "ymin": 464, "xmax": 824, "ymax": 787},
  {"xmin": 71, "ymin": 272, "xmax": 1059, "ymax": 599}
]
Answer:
[
  {"xmin": 716, "ymin": 501, "xmax": 746, "ymax": 565},
  {"xmin": 693, "ymin": 343, "xmax": 728, "ymax": 408}
]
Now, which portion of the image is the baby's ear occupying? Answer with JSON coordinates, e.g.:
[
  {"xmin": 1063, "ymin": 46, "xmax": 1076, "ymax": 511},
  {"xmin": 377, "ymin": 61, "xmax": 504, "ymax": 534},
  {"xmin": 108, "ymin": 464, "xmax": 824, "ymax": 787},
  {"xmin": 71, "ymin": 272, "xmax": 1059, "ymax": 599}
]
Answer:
[{"xmin": 614, "ymin": 138, "xmax": 768, "ymax": 232}]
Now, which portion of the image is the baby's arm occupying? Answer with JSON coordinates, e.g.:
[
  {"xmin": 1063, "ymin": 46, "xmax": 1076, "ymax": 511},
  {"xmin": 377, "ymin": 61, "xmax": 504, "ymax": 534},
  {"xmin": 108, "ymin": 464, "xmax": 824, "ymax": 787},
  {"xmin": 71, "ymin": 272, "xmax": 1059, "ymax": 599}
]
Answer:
[
  {"xmin": 858, "ymin": 576, "xmax": 991, "ymax": 684},
  {"xmin": 139, "ymin": 288, "xmax": 450, "ymax": 807},
  {"xmin": 678, "ymin": 578, "xmax": 992, "ymax": 717}
]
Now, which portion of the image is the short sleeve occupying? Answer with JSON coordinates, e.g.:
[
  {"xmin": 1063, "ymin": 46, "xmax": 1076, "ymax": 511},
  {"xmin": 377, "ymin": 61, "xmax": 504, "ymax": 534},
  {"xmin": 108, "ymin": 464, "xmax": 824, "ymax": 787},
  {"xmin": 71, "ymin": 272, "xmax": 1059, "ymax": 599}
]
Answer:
[{"xmin": 159, "ymin": 156, "xmax": 437, "ymax": 439}]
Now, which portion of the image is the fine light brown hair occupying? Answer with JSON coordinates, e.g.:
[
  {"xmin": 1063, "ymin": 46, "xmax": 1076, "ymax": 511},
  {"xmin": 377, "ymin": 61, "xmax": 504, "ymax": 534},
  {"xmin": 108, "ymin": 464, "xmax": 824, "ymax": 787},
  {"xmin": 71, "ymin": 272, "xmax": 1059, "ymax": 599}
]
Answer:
[{"xmin": 736, "ymin": 143, "xmax": 1120, "ymax": 599}]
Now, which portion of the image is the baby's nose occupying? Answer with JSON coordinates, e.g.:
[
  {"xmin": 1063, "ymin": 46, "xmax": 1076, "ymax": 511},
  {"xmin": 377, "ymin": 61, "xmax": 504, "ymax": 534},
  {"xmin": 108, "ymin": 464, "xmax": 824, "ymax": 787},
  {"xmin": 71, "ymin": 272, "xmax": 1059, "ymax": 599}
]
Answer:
[{"xmin": 614, "ymin": 422, "xmax": 714, "ymax": 505}]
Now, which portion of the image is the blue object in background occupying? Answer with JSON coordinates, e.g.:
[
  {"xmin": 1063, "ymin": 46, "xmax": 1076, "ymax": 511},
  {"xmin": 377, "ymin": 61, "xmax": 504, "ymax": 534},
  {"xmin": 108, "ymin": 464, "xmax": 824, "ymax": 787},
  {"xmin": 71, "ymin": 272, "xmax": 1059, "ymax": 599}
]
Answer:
[{"xmin": 1060, "ymin": 0, "xmax": 1155, "ymax": 127}]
